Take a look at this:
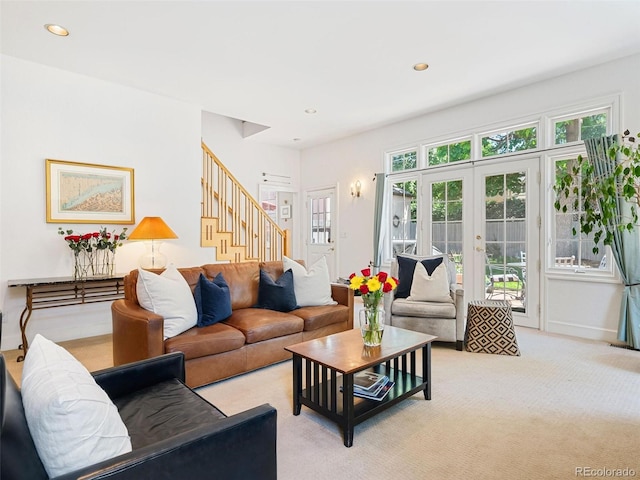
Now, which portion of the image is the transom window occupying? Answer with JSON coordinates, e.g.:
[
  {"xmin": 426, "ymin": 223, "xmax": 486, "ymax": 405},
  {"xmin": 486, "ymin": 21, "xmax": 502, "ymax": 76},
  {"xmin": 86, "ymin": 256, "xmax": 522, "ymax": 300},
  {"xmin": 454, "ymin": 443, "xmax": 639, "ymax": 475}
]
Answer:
[
  {"xmin": 391, "ymin": 149, "xmax": 418, "ymax": 172},
  {"xmin": 553, "ymin": 109, "xmax": 608, "ymax": 145},
  {"xmin": 426, "ymin": 139, "xmax": 471, "ymax": 166},
  {"xmin": 481, "ymin": 124, "xmax": 538, "ymax": 158}
]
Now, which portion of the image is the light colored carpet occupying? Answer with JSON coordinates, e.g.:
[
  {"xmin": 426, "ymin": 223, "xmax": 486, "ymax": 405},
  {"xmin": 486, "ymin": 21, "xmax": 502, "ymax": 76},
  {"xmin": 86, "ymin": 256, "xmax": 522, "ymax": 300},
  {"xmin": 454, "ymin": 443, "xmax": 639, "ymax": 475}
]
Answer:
[
  {"xmin": 196, "ymin": 328, "xmax": 640, "ymax": 480},
  {"xmin": 4, "ymin": 329, "xmax": 639, "ymax": 479}
]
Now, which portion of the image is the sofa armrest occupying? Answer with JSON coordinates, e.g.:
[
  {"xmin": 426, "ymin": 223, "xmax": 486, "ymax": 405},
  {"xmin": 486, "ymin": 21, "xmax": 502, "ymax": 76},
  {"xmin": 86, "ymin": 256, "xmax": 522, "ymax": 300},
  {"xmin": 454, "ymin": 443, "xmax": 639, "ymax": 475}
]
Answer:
[
  {"xmin": 111, "ymin": 299, "xmax": 165, "ymax": 366},
  {"xmin": 452, "ymin": 286, "xmax": 465, "ymax": 343},
  {"xmin": 55, "ymin": 404, "xmax": 277, "ymax": 480},
  {"xmin": 92, "ymin": 352, "xmax": 185, "ymax": 400},
  {"xmin": 331, "ymin": 283, "xmax": 354, "ymax": 329}
]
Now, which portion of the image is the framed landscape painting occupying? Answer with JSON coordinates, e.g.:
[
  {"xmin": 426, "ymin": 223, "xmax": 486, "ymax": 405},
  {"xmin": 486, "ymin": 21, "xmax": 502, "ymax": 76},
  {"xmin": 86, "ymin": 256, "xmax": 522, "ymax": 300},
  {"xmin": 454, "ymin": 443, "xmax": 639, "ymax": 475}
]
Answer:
[{"xmin": 46, "ymin": 159, "xmax": 135, "ymax": 224}]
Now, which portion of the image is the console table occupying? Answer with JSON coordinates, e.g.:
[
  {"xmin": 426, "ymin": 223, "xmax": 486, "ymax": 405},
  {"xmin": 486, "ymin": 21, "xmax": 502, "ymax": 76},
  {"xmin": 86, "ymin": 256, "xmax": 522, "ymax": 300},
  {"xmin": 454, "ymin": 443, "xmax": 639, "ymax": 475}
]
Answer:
[{"xmin": 7, "ymin": 275, "xmax": 125, "ymax": 361}]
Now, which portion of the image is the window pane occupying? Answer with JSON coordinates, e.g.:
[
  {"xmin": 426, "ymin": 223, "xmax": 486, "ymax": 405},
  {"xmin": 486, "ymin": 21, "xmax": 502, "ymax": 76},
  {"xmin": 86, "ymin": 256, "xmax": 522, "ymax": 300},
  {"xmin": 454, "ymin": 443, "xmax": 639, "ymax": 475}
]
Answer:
[
  {"xmin": 428, "ymin": 146, "xmax": 448, "ymax": 166},
  {"xmin": 510, "ymin": 127, "xmax": 537, "ymax": 152},
  {"xmin": 391, "ymin": 151, "xmax": 417, "ymax": 172},
  {"xmin": 554, "ymin": 111, "xmax": 608, "ymax": 145},
  {"xmin": 581, "ymin": 113, "xmax": 607, "ymax": 140},
  {"xmin": 430, "ymin": 180, "xmax": 463, "ymax": 260},
  {"xmin": 450, "ymin": 141, "xmax": 471, "ymax": 162},
  {"xmin": 392, "ymin": 179, "xmax": 418, "ymax": 256},
  {"xmin": 482, "ymin": 132, "xmax": 507, "ymax": 157},
  {"xmin": 553, "ymin": 156, "xmax": 606, "ymax": 268},
  {"xmin": 482, "ymin": 126, "xmax": 537, "ymax": 157},
  {"xmin": 555, "ymin": 119, "xmax": 580, "ymax": 144}
]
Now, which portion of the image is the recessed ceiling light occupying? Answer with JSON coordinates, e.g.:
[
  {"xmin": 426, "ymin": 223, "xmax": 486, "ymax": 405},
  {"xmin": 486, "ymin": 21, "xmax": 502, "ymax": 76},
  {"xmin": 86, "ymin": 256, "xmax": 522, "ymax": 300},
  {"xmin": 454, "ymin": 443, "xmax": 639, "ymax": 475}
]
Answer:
[
  {"xmin": 293, "ymin": 138, "xmax": 301, "ymax": 142},
  {"xmin": 304, "ymin": 108, "xmax": 317, "ymax": 114},
  {"xmin": 413, "ymin": 63, "xmax": 429, "ymax": 71},
  {"xmin": 45, "ymin": 24, "xmax": 69, "ymax": 36}
]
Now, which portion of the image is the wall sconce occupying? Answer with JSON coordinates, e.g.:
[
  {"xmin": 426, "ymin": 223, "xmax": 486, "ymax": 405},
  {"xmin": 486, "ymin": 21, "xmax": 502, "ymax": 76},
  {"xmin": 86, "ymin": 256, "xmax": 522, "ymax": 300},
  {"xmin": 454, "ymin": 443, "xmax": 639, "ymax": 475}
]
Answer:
[
  {"xmin": 351, "ymin": 180, "xmax": 362, "ymax": 197},
  {"xmin": 127, "ymin": 216, "xmax": 178, "ymax": 269}
]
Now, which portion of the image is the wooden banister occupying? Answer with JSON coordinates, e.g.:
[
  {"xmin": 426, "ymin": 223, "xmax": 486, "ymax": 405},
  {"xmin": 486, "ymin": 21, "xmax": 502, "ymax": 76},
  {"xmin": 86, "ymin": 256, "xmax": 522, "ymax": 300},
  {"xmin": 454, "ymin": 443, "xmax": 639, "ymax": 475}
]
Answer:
[{"xmin": 201, "ymin": 142, "xmax": 291, "ymax": 262}]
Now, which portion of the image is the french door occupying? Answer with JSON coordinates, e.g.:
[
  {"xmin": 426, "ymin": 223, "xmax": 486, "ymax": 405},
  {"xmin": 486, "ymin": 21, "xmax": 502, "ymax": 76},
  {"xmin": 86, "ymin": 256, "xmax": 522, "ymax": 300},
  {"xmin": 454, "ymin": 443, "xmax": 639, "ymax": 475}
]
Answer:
[{"xmin": 421, "ymin": 157, "xmax": 540, "ymax": 328}]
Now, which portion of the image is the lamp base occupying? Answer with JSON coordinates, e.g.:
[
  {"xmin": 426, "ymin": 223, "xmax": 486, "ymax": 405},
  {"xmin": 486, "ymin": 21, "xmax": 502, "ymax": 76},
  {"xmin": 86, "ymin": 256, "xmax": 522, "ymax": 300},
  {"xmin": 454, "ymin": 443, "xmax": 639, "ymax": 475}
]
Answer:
[{"xmin": 138, "ymin": 240, "xmax": 168, "ymax": 269}]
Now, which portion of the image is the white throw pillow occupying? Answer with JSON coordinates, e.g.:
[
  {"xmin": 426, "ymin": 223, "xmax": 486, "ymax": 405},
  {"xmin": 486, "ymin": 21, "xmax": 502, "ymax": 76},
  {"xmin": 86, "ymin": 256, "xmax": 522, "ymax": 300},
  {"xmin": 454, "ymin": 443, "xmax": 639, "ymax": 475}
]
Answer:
[
  {"xmin": 137, "ymin": 264, "xmax": 197, "ymax": 339},
  {"xmin": 21, "ymin": 335, "xmax": 132, "ymax": 478},
  {"xmin": 283, "ymin": 256, "xmax": 337, "ymax": 307},
  {"xmin": 407, "ymin": 260, "xmax": 453, "ymax": 303}
]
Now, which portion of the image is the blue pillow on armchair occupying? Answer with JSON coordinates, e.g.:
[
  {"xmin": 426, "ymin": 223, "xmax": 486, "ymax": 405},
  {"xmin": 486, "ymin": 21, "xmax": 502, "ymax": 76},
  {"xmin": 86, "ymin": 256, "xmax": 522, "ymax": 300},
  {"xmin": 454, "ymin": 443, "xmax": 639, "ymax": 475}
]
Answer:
[
  {"xmin": 194, "ymin": 273, "xmax": 232, "ymax": 327},
  {"xmin": 255, "ymin": 268, "xmax": 298, "ymax": 312}
]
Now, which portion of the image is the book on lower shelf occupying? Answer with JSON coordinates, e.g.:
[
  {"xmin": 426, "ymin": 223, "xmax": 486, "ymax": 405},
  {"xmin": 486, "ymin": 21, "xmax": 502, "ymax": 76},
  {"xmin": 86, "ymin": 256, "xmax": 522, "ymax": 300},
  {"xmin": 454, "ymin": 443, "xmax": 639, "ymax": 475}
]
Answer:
[
  {"xmin": 353, "ymin": 371, "xmax": 387, "ymax": 392},
  {"xmin": 354, "ymin": 380, "xmax": 395, "ymax": 401},
  {"xmin": 341, "ymin": 374, "xmax": 395, "ymax": 401}
]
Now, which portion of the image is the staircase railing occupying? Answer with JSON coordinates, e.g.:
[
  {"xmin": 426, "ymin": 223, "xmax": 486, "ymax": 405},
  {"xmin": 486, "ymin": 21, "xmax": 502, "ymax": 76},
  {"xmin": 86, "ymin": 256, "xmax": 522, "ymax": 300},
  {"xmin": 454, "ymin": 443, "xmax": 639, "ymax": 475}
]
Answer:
[{"xmin": 201, "ymin": 142, "xmax": 290, "ymax": 262}]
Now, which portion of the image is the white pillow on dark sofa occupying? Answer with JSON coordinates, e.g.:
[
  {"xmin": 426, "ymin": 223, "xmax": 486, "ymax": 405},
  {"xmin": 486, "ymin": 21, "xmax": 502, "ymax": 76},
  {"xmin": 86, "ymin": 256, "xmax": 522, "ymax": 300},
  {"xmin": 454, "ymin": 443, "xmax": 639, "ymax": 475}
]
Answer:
[{"xmin": 21, "ymin": 334, "xmax": 132, "ymax": 478}]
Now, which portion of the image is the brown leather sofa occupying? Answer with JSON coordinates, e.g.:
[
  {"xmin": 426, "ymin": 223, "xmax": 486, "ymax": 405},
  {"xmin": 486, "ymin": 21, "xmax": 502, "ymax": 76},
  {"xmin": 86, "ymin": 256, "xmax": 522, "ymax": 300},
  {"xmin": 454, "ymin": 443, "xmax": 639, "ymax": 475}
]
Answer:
[{"xmin": 112, "ymin": 260, "xmax": 354, "ymax": 388}]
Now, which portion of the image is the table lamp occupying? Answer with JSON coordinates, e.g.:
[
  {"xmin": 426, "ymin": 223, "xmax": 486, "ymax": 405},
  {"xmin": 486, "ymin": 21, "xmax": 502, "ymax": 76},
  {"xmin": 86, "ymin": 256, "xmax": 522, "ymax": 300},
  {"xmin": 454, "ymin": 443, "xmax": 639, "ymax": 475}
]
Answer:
[{"xmin": 127, "ymin": 216, "xmax": 178, "ymax": 268}]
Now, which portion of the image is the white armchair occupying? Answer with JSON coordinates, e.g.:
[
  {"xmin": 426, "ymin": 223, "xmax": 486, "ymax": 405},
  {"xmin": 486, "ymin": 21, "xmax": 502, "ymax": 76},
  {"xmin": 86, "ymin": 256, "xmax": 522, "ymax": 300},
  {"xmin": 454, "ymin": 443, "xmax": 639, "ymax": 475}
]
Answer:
[{"xmin": 384, "ymin": 254, "xmax": 465, "ymax": 350}]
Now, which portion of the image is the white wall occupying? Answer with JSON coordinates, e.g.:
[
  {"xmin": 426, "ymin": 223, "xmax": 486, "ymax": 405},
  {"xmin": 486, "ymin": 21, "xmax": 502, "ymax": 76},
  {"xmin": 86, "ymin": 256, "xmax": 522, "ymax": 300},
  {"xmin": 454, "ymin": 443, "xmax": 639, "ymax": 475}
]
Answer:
[
  {"xmin": 300, "ymin": 53, "xmax": 640, "ymax": 343},
  {"xmin": 201, "ymin": 112, "xmax": 301, "ymax": 258},
  {"xmin": 0, "ymin": 55, "xmax": 207, "ymax": 350}
]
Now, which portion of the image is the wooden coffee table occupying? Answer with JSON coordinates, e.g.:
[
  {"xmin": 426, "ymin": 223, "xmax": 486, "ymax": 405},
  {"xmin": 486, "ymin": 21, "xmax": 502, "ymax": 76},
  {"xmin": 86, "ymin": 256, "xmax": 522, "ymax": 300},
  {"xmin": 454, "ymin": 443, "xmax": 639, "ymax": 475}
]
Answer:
[{"xmin": 285, "ymin": 326, "xmax": 436, "ymax": 447}]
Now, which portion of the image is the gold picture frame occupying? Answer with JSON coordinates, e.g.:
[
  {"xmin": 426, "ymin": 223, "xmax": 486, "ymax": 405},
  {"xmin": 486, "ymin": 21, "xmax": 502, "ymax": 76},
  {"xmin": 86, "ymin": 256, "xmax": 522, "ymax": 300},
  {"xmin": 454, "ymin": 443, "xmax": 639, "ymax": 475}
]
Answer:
[{"xmin": 46, "ymin": 159, "xmax": 135, "ymax": 224}]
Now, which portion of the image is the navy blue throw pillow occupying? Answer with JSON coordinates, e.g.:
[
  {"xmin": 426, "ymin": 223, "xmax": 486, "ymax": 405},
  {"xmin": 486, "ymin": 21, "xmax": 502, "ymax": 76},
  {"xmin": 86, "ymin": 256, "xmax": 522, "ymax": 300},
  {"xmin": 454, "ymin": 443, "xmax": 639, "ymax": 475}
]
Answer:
[
  {"xmin": 395, "ymin": 256, "xmax": 445, "ymax": 299},
  {"xmin": 194, "ymin": 273, "xmax": 232, "ymax": 327},
  {"xmin": 255, "ymin": 268, "xmax": 298, "ymax": 312}
]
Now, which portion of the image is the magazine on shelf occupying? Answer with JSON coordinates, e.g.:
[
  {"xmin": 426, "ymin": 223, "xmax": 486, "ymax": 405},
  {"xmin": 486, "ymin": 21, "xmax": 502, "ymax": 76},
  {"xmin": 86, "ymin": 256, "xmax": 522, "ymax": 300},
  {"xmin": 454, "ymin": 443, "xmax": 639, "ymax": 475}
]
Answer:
[
  {"xmin": 355, "ymin": 375, "xmax": 389, "ymax": 396},
  {"xmin": 341, "ymin": 374, "xmax": 390, "ymax": 397},
  {"xmin": 354, "ymin": 380, "xmax": 395, "ymax": 401},
  {"xmin": 353, "ymin": 371, "xmax": 387, "ymax": 392}
]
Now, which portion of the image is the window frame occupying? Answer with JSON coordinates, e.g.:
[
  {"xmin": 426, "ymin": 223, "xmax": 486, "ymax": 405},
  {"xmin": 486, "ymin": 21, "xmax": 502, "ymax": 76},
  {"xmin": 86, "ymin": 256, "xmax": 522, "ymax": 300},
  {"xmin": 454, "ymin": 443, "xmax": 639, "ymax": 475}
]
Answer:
[
  {"xmin": 423, "ymin": 136, "xmax": 473, "ymax": 167},
  {"xmin": 478, "ymin": 121, "xmax": 539, "ymax": 159},
  {"xmin": 388, "ymin": 146, "xmax": 420, "ymax": 173},
  {"xmin": 384, "ymin": 172, "xmax": 420, "ymax": 265},
  {"xmin": 546, "ymin": 146, "xmax": 614, "ymax": 279},
  {"xmin": 549, "ymin": 107, "xmax": 611, "ymax": 147}
]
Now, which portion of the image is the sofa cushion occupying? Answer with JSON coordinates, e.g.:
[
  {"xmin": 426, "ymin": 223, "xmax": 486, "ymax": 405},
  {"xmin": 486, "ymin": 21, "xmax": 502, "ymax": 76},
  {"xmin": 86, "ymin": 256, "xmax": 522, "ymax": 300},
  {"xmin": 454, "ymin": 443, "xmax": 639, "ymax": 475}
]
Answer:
[
  {"xmin": 195, "ymin": 273, "xmax": 233, "ymax": 327},
  {"xmin": 113, "ymin": 378, "xmax": 226, "ymax": 449},
  {"xmin": 391, "ymin": 298, "xmax": 456, "ymax": 319},
  {"xmin": 223, "ymin": 308, "xmax": 304, "ymax": 344},
  {"xmin": 202, "ymin": 262, "xmax": 261, "ymax": 310},
  {"xmin": 255, "ymin": 269, "xmax": 297, "ymax": 312},
  {"xmin": 406, "ymin": 258, "xmax": 453, "ymax": 303},
  {"xmin": 137, "ymin": 264, "xmax": 197, "ymax": 339},
  {"xmin": 21, "ymin": 335, "xmax": 132, "ymax": 478},
  {"xmin": 164, "ymin": 322, "xmax": 246, "ymax": 360},
  {"xmin": 293, "ymin": 304, "xmax": 350, "ymax": 331},
  {"xmin": 283, "ymin": 256, "xmax": 336, "ymax": 307}
]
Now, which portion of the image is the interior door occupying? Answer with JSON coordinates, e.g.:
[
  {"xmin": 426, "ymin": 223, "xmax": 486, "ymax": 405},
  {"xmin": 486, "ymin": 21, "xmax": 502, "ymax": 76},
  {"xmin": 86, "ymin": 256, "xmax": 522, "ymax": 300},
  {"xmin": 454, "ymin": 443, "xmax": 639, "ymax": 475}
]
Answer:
[
  {"xmin": 473, "ymin": 158, "xmax": 540, "ymax": 328},
  {"xmin": 305, "ymin": 187, "xmax": 337, "ymax": 280}
]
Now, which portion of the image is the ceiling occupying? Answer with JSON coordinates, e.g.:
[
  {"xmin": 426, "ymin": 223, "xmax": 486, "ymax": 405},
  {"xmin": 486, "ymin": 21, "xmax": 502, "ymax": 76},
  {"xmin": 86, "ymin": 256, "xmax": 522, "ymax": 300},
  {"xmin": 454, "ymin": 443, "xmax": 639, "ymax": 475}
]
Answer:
[{"xmin": 2, "ymin": 1, "xmax": 640, "ymax": 149}]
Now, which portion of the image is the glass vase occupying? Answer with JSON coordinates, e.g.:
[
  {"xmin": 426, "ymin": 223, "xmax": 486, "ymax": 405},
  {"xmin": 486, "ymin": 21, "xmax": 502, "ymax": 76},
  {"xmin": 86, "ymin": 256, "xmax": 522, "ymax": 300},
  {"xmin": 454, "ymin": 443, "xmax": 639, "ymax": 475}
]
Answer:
[
  {"xmin": 73, "ymin": 251, "xmax": 92, "ymax": 281},
  {"xmin": 359, "ymin": 306, "xmax": 385, "ymax": 346},
  {"xmin": 95, "ymin": 249, "xmax": 116, "ymax": 277}
]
